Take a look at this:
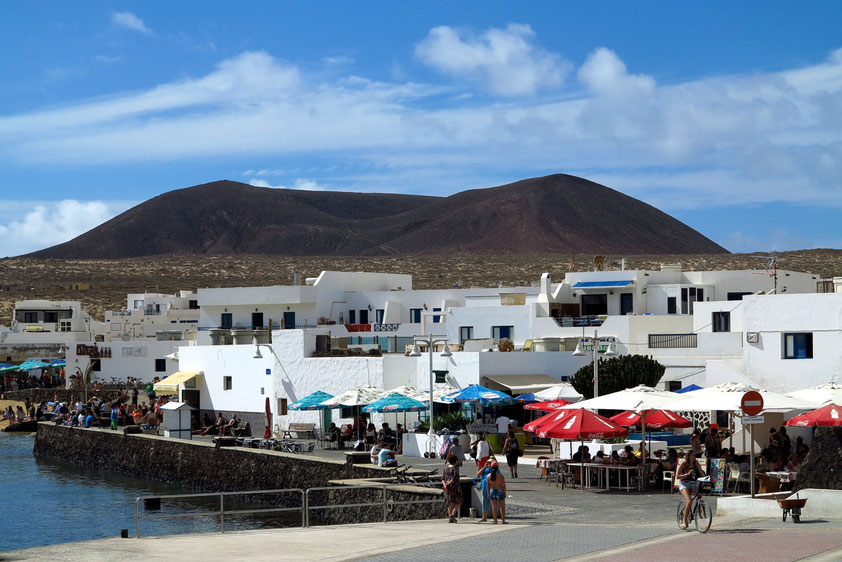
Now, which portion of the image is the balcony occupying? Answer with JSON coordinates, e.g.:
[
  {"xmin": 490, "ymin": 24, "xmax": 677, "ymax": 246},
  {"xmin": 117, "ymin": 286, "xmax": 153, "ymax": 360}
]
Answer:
[
  {"xmin": 648, "ymin": 333, "xmax": 698, "ymax": 349},
  {"xmin": 554, "ymin": 315, "xmax": 606, "ymax": 328}
]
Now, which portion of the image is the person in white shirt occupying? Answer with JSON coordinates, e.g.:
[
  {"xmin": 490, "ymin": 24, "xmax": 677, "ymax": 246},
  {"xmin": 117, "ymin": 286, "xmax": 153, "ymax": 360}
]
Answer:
[
  {"xmin": 370, "ymin": 440, "xmax": 383, "ymax": 464},
  {"xmin": 472, "ymin": 433, "xmax": 492, "ymax": 467},
  {"xmin": 496, "ymin": 415, "xmax": 510, "ymax": 435}
]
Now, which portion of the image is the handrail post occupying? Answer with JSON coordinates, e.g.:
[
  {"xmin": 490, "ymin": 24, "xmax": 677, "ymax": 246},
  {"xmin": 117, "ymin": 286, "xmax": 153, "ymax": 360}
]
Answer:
[
  {"xmin": 220, "ymin": 493, "xmax": 225, "ymax": 533},
  {"xmin": 382, "ymin": 485, "xmax": 388, "ymax": 523},
  {"xmin": 300, "ymin": 489, "xmax": 305, "ymax": 528},
  {"xmin": 304, "ymin": 489, "xmax": 310, "ymax": 528},
  {"xmin": 135, "ymin": 498, "xmax": 141, "ymax": 538}
]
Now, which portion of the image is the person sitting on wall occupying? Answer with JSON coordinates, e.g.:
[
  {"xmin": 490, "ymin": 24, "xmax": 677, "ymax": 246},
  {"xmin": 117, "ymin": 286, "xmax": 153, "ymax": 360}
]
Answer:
[
  {"xmin": 380, "ymin": 448, "xmax": 397, "ymax": 467},
  {"xmin": 84, "ymin": 409, "xmax": 96, "ymax": 428},
  {"xmin": 370, "ymin": 439, "xmax": 384, "ymax": 464}
]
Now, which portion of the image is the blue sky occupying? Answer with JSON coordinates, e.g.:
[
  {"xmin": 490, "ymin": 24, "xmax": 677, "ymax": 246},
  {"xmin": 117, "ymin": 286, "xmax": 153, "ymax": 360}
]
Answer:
[{"xmin": 1, "ymin": 1, "xmax": 841, "ymax": 257}]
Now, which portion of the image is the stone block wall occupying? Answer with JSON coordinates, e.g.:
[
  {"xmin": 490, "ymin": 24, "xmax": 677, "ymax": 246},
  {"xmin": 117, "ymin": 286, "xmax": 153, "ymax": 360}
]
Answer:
[
  {"xmin": 33, "ymin": 423, "xmax": 445, "ymax": 525},
  {"xmin": 794, "ymin": 426, "xmax": 842, "ymax": 491}
]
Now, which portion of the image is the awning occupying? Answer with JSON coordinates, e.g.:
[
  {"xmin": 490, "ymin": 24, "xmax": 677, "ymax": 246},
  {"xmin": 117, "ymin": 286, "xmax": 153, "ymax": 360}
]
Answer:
[
  {"xmin": 481, "ymin": 374, "xmax": 562, "ymax": 395},
  {"xmin": 572, "ymin": 280, "xmax": 634, "ymax": 289},
  {"xmin": 154, "ymin": 371, "xmax": 202, "ymax": 395}
]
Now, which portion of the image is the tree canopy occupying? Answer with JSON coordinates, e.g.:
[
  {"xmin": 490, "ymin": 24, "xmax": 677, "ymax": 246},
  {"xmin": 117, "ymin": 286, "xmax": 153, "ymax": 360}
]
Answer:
[{"xmin": 569, "ymin": 354, "xmax": 665, "ymax": 400}]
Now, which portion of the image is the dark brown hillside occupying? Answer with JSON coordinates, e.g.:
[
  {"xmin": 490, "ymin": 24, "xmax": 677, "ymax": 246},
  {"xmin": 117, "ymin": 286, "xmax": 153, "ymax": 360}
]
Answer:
[{"xmin": 27, "ymin": 174, "xmax": 728, "ymax": 258}]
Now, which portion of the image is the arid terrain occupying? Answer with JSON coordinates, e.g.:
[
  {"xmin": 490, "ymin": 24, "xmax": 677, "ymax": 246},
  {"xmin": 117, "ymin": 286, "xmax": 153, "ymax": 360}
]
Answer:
[{"xmin": 1, "ymin": 250, "xmax": 841, "ymax": 326}]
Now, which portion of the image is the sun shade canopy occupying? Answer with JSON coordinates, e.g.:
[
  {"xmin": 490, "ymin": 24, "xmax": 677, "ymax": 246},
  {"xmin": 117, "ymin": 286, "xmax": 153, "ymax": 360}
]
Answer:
[
  {"xmin": 482, "ymin": 374, "xmax": 562, "ymax": 394},
  {"xmin": 154, "ymin": 371, "xmax": 202, "ymax": 395},
  {"xmin": 571, "ymin": 280, "xmax": 634, "ymax": 288}
]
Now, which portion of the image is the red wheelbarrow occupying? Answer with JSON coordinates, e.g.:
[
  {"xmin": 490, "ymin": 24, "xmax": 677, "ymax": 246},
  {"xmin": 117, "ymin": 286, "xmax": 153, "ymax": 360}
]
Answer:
[{"xmin": 775, "ymin": 492, "xmax": 807, "ymax": 523}]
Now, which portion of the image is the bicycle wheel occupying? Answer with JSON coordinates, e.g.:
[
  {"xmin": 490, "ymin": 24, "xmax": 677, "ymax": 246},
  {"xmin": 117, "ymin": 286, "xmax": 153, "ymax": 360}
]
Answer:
[
  {"xmin": 676, "ymin": 500, "xmax": 688, "ymax": 530},
  {"xmin": 694, "ymin": 500, "xmax": 713, "ymax": 533}
]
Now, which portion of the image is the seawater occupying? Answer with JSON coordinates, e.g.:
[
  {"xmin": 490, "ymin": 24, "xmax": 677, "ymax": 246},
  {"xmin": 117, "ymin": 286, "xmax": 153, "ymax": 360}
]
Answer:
[{"xmin": 0, "ymin": 432, "xmax": 295, "ymax": 551}]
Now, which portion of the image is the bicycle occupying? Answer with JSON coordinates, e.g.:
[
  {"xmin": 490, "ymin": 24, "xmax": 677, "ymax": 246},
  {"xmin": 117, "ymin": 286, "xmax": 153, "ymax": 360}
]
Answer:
[{"xmin": 677, "ymin": 477, "xmax": 713, "ymax": 533}]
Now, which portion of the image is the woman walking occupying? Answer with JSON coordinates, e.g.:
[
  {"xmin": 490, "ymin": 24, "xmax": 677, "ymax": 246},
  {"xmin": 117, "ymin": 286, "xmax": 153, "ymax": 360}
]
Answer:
[
  {"xmin": 442, "ymin": 455, "xmax": 463, "ymax": 523},
  {"xmin": 502, "ymin": 429, "xmax": 521, "ymax": 478},
  {"xmin": 676, "ymin": 451, "xmax": 706, "ymax": 529}
]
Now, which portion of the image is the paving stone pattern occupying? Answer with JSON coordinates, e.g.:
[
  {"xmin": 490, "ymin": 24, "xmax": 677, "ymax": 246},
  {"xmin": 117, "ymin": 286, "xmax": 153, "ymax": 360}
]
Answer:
[{"xmin": 365, "ymin": 523, "xmax": 674, "ymax": 562}]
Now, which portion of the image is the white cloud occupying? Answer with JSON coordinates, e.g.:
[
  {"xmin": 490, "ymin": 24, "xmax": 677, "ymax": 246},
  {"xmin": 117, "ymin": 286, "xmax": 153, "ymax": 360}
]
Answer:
[
  {"xmin": 578, "ymin": 47, "xmax": 655, "ymax": 97},
  {"xmin": 249, "ymin": 178, "xmax": 326, "ymax": 191},
  {"xmin": 415, "ymin": 24, "xmax": 569, "ymax": 96},
  {"xmin": 0, "ymin": 200, "xmax": 129, "ymax": 257},
  {"xmin": 322, "ymin": 55, "xmax": 354, "ymax": 67},
  {"xmin": 0, "ymin": 41, "xmax": 841, "ymax": 212},
  {"xmin": 111, "ymin": 11, "xmax": 152, "ymax": 35}
]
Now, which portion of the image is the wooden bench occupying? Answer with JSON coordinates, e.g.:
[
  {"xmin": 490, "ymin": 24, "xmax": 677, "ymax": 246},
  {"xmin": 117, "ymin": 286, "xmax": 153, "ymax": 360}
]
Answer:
[{"xmin": 286, "ymin": 423, "xmax": 317, "ymax": 439}]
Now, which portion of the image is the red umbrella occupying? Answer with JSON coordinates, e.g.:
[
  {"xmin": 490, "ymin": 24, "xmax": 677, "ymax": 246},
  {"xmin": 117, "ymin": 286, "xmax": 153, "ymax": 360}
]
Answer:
[
  {"xmin": 264, "ymin": 396, "xmax": 272, "ymax": 439},
  {"xmin": 524, "ymin": 399, "xmax": 572, "ymax": 411},
  {"xmin": 609, "ymin": 409, "xmax": 692, "ymax": 429},
  {"xmin": 785, "ymin": 403, "xmax": 842, "ymax": 427},
  {"xmin": 525, "ymin": 408, "xmax": 628, "ymax": 440}
]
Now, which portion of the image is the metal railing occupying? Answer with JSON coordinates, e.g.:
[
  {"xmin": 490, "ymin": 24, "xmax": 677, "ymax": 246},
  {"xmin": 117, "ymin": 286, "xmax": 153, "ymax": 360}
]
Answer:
[
  {"xmin": 554, "ymin": 315, "xmax": 606, "ymax": 327},
  {"xmin": 134, "ymin": 484, "xmax": 442, "ymax": 537},
  {"xmin": 648, "ymin": 333, "xmax": 698, "ymax": 348},
  {"xmin": 134, "ymin": 488, "xmax": 305, "ymax": 537},
  {"xmin": 304, "ymin": 483, "xmax": 441, "ymax": 527}
]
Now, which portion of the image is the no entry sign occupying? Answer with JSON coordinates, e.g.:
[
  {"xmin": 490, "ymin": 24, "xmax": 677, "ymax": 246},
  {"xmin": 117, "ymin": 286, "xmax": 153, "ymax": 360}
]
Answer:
[{"xmin": 741, "ymin": 391, "xmax": 764, "ymax": 416}]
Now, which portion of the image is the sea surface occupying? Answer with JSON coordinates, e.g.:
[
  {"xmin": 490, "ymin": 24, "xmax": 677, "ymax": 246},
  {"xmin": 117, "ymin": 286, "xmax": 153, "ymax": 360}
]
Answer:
[{"xmin": 0, "ymin": 432, "xmax": 296, "ymax": 551}]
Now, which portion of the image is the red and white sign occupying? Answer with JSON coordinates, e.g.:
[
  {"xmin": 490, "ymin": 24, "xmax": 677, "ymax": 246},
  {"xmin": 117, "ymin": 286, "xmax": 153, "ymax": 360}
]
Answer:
[{"xmin": 741, "ymin": 391, "xmax": 764, "ymax": 416}]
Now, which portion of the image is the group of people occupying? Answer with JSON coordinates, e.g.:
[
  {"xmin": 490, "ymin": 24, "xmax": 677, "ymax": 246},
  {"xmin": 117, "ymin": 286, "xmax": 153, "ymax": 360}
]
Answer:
[
  {"xmin": 193, "ymin": 412, "xmax": 245, "ymax": 436},
  {"xmin": 1, "ymin": 368, "xmax": 65, "ymax": 393},
  {"xmin": 50, "ymin": 392, "xmax": 168, "ymax": 430},
  {"xmin": 440, "ymin": 431, "xmax": 513, "ymax": 524},
  {"xmin": 760, "ymin": 426, "xmax": 809, "ymax": 471},
  {"xmin": 369, "ymin": 439, "xmax": 398, "ymax": 467}
]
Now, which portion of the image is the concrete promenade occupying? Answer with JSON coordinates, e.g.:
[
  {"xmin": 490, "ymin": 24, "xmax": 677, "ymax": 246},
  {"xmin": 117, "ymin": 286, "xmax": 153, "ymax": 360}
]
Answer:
[{"xmin": 10, "ymin": 441, "xmax": 842, "ymax": 560}]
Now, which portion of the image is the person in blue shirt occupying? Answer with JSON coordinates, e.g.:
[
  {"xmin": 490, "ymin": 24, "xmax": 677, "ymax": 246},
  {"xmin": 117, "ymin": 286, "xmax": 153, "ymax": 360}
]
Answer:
[
  {"xmin": 85, "ymin": 410, "xmax": 95, "ymax": 428},
  {"xmin": 474, "ymin": 459, "xmax": 494, "ymax": 522},
  {"xmin": 110, "ymin": 405, "xmax": 119, "ymax": 430}
]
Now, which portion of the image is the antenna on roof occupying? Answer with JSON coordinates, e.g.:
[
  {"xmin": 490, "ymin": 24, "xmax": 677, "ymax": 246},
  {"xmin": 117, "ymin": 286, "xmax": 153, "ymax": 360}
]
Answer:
[{"xmin": 752, "ymin": 252, "xmax": 778, "ymax": 292}]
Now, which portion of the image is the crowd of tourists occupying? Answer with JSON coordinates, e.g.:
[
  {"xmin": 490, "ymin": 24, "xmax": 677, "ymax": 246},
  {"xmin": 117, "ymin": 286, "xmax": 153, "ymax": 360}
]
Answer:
[{"xmin": 1, "ymin": 369, "xmax": 65, "ymax": 392}]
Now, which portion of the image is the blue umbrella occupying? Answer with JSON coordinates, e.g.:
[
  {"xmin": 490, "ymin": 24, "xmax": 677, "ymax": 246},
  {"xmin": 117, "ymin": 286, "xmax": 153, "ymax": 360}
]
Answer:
[
  {"xmin": 17, "ymin": 360, "xmax": 50, "ymax": 372},
  {"xmin": 363, "ymin": 393, "xmax": 427, "ymax": 413},
  {"xmin": 0, "ymin": 362, "xmax": 17, "ymax": 372},
  {"xmin": 49, "ymin": 359, "xmax": 66, "ymax": 368},
  {"xmin": 515, "ymin": 393, "xmax": 539, "ymax": 402},
  {"xmin": 674, "ymin": 384, "xmax": 703, "ymax": 394},
  {"xmin": 439, "ymin": 385, "xmax": 514, "ymax": 405},
  {"xmin": 288, "ymin": 390, "xmax": 334, "ymax": 411}
]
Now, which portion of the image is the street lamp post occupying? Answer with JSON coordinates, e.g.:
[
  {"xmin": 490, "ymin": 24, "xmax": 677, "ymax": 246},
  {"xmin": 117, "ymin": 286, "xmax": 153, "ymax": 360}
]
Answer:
[
  {"xmin": 410, "ymin": 334, "xmax": 452, "ymax": 456},
  {"xmin": 572, "ymin": 329, "xmax": 618, "ymax": 402}
]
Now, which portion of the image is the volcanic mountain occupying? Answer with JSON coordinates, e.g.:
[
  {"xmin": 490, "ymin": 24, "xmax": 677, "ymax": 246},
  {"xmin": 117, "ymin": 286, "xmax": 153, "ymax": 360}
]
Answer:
[{"xmin": 28, "ymin": 174, "xmax": 728, "ymax": 258}]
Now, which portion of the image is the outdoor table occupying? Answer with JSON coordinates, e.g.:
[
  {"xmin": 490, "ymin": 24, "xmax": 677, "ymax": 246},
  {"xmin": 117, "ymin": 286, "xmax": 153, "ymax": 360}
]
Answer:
[
  {"xmin": 581, "ymin": 463, "xmax": 610, "ymax": 489},
  {"xmin": 766, "ymin": 471, "xmax": 798, "ymax": 483},
  {"xmin": 604, "ymin": 464, "xmax": 640, "ymax": 491}
]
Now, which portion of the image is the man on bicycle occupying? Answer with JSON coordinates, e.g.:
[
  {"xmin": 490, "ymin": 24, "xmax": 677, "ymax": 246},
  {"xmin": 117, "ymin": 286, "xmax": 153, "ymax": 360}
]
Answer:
[{"xmin": 676, "ymin": 450, "xmax": 706, "ymax": 529}]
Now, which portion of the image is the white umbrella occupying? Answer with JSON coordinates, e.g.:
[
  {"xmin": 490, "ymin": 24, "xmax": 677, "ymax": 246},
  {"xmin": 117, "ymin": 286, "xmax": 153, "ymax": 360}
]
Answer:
[
  {"xmin": 660, "ymin": 382, "xmax": 819, "ymax": 412},
  {"xmin": 320, "ymin": 385, "xmax": 387, "ymax": 408},
  {"xmin": 432, "ymin": 384, "xmax": 462, "ymax": 403},
  {"xmin": 534, "ymin": 383, "xmax": 583, "ymax": 402},
  {"xmin": 561, "ymin": 385, "xmax": 679, "ymax": 412},
  {"xmin": 788, "ymin": 382, "xmax": 842, "ymax": 406},
  {"xmin": 386, "ymin": 385, "xmax": 429, "ymax": 401}
]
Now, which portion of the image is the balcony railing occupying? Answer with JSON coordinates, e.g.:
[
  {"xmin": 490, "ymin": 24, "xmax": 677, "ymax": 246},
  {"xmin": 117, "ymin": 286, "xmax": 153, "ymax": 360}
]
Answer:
[
  {"xmin": 648, "ymin": 333, "xmax": 698, "ymax": 349},
  {"xmin": 554, "ymin": 315, "xmax": 606, "ymax": 328}
]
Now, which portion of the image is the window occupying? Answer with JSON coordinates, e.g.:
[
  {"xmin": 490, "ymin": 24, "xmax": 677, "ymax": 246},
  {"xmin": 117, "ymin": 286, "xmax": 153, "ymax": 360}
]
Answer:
[
  {"xmin": 223, "ymin": 376, "xmax": 233, "ymax": 390},
  {"xmin": 667, "ymin": 297, "xmax": 677, "ymax": 315},
  {"xmin": 375, "ymin": 309, "xmax": 385, "ymax": 324},
  {"xmin": 155, "ymin": 358, "xmax": 166, "ymax": 372},
  {"xmin": 712, "ymin": 312, "xmax": 730, "ymax": 333},
  {"xmin": 409, "ymin": 308, "xmax": 421, "ymax": 323},
  {"xmin": 783, "ymin": 333, "xmax": 813, "ymax": 359},
  {"xmin": 460, "ymin": 326, "xmax": 474, "ymax": 343},
  {"xmin": 727, "ymin": 292, "xmax": 752, "ymax": 301},
  {"xmin": 433, "ymin": 307, "xmax": 441, "ymax": 323},
  {"xmin": 348, "ymin": 309, "xmax": 356, "ymax": 324},
  {"xmin": 492, "ymin": 326, "xmax": 513, "ymax": 341},
  {"xmin": 44, "ymin": 311, "xmax": 58, "ymax": 323},
  {"xmin": 581, "ymin": 294, "xmax": 607, "ymax": 316},
  {"xmin": 681, "ymin": 287, "xmax": 701, "ymax": 314},
  {"xmin": 23, "ymin": 312, "xmax": 38, "ymax": 323},
  {"xmin": 189, "ymin": 300, "xmax": 199, "ymax": 309},
  {"xmin": 133, "ymin": 299, "xmax": 143, "ymax": 309},
  {"xmin": 667, "ymin": 381, "xmax": 683, "ymax": 392},
  {"xmin": 60, "ymin": 320, "xmax": 72, "ymax": 332},
  {"xmin": 358, "ymin": 309, "xmax": 368, "ymax": 324},
  {"xmin": 277, "ymin": 398, "xmax": 288, "ymax": 415},
  {"xmin": 620, "ymin": 293, "xmax": 633, "ymax": 315},
  {"xmin": 220, "ymin": 313, "xmax": 232, "ymax": 329},
  {"xmin": 90, "ymin": 359, "xmax": 101, "ymax": 372}
]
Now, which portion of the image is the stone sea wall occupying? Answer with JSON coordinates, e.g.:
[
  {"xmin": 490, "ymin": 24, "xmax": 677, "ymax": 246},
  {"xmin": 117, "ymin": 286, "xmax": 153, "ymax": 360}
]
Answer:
[
  {"xmin": 33, "ymin": 423, "xmax": 445, "ymax": 525},
  {"xmin": 795, "ymin": 426, "xmax": 842, "ymax": 491}
]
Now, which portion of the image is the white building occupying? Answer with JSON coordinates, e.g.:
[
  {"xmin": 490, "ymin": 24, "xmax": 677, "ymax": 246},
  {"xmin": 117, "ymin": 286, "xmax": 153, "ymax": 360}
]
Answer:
[{"xmin": 104, "ymin": 290, "xmax": 200, "ymax": 340}]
